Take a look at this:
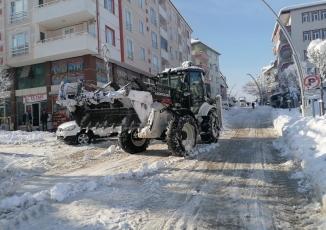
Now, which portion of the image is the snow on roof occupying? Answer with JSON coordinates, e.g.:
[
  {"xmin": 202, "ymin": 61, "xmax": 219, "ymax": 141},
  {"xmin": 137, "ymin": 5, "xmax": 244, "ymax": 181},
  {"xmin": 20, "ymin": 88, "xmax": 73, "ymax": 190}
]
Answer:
[
  {"xmin": 191, "ymin": 39, "xmax": 221, "ymax": 55},
  {"xmin": 262, "ymin": 64, "xmax": 274, "ymax": 74},
  {"xmin": 271, "ymin": 1, "xmax": 326, "ymax": 41}
]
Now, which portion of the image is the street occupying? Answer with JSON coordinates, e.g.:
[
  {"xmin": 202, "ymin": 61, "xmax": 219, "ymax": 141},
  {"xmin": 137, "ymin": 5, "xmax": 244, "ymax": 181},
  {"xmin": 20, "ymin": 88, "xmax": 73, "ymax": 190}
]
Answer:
[{"xmin": 0, "ymin": 106, "xmax": 324, "ymax": 229}]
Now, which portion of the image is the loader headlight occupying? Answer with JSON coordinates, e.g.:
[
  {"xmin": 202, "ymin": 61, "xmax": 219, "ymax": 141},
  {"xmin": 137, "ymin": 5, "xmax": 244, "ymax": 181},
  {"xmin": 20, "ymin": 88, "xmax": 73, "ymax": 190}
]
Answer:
[{"xmin": 63, "ymin": 125, "xmax": 77, "ymax": 131}]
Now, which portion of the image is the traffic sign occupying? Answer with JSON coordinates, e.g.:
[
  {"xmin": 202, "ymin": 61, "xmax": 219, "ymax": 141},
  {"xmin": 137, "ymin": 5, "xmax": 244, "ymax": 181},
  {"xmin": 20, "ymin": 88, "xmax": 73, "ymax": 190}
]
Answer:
[{"xmin": 303, "ymin": 75, "xmax": 321, "ymax": 89}]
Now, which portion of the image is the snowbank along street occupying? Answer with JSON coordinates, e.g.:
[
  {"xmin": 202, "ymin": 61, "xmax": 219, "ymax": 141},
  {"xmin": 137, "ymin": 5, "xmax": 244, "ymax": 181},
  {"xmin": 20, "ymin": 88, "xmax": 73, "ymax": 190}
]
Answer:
[{"xmin": 1, "ymin": 106, "xmax": 326, "ymax": 229}]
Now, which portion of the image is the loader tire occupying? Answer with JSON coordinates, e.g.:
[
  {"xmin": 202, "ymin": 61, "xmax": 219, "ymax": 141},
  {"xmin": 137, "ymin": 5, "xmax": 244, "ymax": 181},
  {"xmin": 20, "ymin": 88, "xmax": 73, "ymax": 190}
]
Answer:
[
  {"xmin": 166, "ymin": 115, "xmax": 197, "ymax": 157},
  {"xmin": 118, "ymin": 129, "xmax": 150, "ymax": 154},
  {"xmin": 200, "ymin": 110, "xmax": 220, "ymax": 144}
]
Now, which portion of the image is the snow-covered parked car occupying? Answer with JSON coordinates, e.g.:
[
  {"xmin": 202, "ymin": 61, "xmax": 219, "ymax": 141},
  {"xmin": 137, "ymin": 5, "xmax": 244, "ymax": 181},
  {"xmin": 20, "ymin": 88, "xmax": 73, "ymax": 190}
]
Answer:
[{"xmin": 56, "ymin": 121, "xmax": 117, "ymax": 144}]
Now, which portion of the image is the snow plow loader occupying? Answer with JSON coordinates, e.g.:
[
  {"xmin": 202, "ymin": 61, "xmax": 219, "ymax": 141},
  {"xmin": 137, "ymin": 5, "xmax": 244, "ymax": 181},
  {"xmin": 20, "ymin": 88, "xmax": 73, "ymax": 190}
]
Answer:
[{"xmin": 56, "ymin": 46, "xmax": 221, "ymax": 156}]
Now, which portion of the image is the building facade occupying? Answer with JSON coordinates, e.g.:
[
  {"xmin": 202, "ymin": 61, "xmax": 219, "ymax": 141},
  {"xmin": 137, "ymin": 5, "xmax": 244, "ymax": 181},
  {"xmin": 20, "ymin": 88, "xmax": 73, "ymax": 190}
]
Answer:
[
  {"xmin": 191, "ymin": 39, "xmax": 221, "ymax": 99},
  {"xmin": 271, "ymin": 2, "xmax": 326, "ymax": 87},
  {"xmin": 0, "ymin": 0, "xmax": 192, "ymax": 130}
]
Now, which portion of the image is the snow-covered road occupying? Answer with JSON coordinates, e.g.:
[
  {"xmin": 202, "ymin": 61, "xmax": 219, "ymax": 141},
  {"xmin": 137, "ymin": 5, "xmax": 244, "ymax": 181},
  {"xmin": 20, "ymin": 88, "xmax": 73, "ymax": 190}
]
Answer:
[{"xmin": 0, "ymin": 106, "xmax": 325, "ymax": 229}]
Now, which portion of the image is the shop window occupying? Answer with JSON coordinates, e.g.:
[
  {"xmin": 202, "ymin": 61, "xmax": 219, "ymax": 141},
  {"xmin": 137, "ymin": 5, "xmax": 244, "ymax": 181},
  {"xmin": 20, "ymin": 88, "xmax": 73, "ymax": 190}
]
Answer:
[{"xmin": 16, "ymin": 63, "xmax": 46, "ymax": 89}]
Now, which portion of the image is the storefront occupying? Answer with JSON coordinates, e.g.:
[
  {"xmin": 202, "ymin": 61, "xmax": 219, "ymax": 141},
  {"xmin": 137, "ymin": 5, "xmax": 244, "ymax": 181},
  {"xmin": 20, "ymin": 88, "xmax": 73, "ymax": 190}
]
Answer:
[
  {"xmin": 0, "ymin": 98, "xmax": 11, "ymax": 130},
  {"xmin": 52, "ymin": 95, "xmax": 70, "ymax": 130},
  {"xmin": 17, "ymin": 94, "xmax": 47, "ymax": 129},
  {"xmin": 96, "ymin": 58, "xmax": 113, "ymax": 83}
]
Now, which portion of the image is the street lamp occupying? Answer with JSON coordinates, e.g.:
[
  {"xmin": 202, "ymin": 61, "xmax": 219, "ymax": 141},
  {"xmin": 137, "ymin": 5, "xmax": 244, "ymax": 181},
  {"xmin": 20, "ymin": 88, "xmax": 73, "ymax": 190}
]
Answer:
[
  {"xmin": 260, "ymin": 0, "xmax": 306, "ymax": 116},
  {"xmin": 247, "ymin": 74, "xmax": 263, "ymax": 105},
  {"xmin": 229, "ymin": 84, "xmax": 236, "ymax": 98}
]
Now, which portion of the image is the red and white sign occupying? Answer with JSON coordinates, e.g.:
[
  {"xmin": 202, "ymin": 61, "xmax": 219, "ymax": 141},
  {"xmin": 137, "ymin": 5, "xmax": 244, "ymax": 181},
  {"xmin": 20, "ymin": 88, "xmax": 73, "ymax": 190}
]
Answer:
[
  {"xmin": 23, "ymin": 94, "xmax": 47, "ymax": 103},
  {"xmin": 303, "ymin": 75, "xmax": 321, "ymax": 89}
]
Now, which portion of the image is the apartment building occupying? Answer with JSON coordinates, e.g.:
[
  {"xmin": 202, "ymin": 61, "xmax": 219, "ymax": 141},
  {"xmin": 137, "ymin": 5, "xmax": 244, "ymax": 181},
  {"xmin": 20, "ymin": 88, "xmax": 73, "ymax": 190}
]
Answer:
[
  {"xmin": 0, "ymin": 0, "xmax": 192, "ymax": 130},
  {"xmin": 191, "ymin": 39, "xmax": 221, "ymax": 99},
  {"xmin": 271, "ymin": 1, "xmax": 326, "ymax": 88}
]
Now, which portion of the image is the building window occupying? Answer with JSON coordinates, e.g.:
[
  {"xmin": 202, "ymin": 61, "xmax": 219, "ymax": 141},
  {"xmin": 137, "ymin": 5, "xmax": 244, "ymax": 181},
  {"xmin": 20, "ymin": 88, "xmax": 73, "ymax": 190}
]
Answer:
[
  {"xmin": 151, "ymin": 31, "xmax": 158, "ymax": 49},
  {"xmin": 161, "ymin": 36, "xmax": 167, "ymax": 51},
  {"xmin": 63, "ymin": 27, "xmax": 75, "ymax": 38},
  {"xmin": 187, "ymin": 45, "xmax": 190, "ymax": 54},
  {"xmin": 174, "ymin": 32, "xmax": 178, "ymax": 42},
  {"xmin": 304, "ymin": 50, "xmax": 308, "ymax": 60},
  {"xmin": 302, "ymin": 13, "xmax": 309, "ymax": 23},
  {"xmin": 150, "ymin": 7, "xmax": 157, "ymax": 26},
  {"xmin": 209, "ymin": 63, "xmax": 213, "ymax": 69},
  {"xmin": 181, "ymin": 24, "xmax": 185, "ymax": 35},
  {"xmin": 104, "ymin": 0, "xmax": 114, "ymax": 13},
  {"xmin": 167, "ymin": 8, "xmax": 171, "ymax": 20},
  {"xmin": 10, "ymin": 0, "xmax": 28, "ymax": 23},
  {"xmin": 169, "ymin": 27, "xmax": 173, "ymax": 40},
  {"xmin": 323, "ymin": 29, "xmax": 326, "ymax": 39},
  {"xmin": 182, "ymin": 40, "xmax": 186, "ymax": 51},
  {"xmin": 312, "ymin": 11, "xmax": 319, "ymax": 21},
  {"xmin": 322, "ymin": 10, "xmax": 326, "ymax": 19},
  {"xmin": 11, "ymin": 32, "xmax": 29, "ymax": 57},
  {"xmin": 125, "ymin": 10, "xmax": 132, "ymax": 31},
  {"xmin": 215, "ymin": 54, "xmax": 218, "ymax": 61},
  {"xmin": 152, "ymin": 55, "xmax": 159, "ymax": 72},
  {"xmin": 173, "ymin": 14, "xmax": 177, "ymax": 23},
  {"xmin": 105, "ymin": 26, "xmax": 115, "ymax": 46},
  {"xmin": 127, "ymin": 39, "xmax": 134, "ymax": 60},
  {"xmin": 303, "ymin": 31, "xmax": 310, "ymax": 41},
  {"xmin": 313, "ymin": 30, "xmax": 319, "ymax": 40},
  {"xmin": 140, "ymin": 47, "xmax": 145, "ymax": 60},
  {"xmin": 215, "ymin": 65, "xmax": 218, "ymax": 72},
  {"xmin": 186, "ymin": 30, "xmax": 189, "ymax": 39},
  {"xmin": 139, "ymin": 21, "xmax": 144, "ymax": 34},
  {"xmin": 138, "ymin": 0, "xmax": 142, "ymax": 8},
  {"xmin": 170, "ymin": 46, "xmax": 174, "ymax": 59},
  {"xmin": 216, "ymin": 77, "xmax": 218, "ymax": 83}
]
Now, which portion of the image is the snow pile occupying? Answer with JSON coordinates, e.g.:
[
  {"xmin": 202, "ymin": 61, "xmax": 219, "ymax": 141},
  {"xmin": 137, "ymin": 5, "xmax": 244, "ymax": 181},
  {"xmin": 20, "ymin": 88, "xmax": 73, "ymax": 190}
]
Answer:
[
  {"xmin": 0, "ymin": 130, "xmax": 55, "ymax": 145},
  {"xmin": 100, "ymin": 145, "xmax": 116, "ymax": 156},
  {"xmin": 272, "ymin": 108, "xmax": 326, "ymax": 209}
]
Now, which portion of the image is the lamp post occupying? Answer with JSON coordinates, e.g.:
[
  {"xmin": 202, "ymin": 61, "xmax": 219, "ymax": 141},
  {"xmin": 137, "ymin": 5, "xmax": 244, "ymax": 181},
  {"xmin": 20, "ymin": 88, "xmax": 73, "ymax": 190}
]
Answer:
[
  {"xmin": 247, "ymin": 74, "xmax": 263, "ymax": 105},
  {"xmin": 229, "ymin": 84, "xmax": 236, "ymax": 99},
  {"xmin": 260, "ymin": 0, "xmax": 306, "ymax": 116}
]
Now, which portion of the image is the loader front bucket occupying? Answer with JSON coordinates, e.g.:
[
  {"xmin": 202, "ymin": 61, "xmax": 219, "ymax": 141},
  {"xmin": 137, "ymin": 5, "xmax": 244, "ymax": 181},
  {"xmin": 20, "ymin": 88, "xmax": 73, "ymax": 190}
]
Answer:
[{"xmin": 71, "ymin": 107, "xmax": 142, "ymax": 130}]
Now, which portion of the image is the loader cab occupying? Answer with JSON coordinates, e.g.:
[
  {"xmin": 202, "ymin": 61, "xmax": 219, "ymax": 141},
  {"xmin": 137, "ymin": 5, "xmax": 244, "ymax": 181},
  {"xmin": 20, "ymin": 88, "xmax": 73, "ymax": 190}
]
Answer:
[{"xmin": 156, "ymin": 68, "xmax": 206, "ymax": 113}]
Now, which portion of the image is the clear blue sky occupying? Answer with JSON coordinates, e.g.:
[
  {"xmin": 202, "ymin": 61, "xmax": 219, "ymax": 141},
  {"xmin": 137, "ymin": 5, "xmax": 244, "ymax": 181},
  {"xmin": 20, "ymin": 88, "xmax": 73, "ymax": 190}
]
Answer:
[{"xmin": 172, "ymin": 0, "xmax": 323, "ymax": 102}]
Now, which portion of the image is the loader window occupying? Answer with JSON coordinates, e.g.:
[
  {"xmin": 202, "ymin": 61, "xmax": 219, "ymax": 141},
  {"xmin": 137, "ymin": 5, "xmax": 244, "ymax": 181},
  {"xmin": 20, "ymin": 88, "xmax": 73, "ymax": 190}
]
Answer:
[{"xmin": 189, "ymin": 71, "xmax": 205, "ymax": 113}]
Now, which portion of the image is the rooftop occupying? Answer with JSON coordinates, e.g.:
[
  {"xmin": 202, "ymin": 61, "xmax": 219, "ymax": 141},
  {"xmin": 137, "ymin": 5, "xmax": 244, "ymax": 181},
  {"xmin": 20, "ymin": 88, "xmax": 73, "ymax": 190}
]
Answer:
[{"xmin": 191, "ymin": 39, "xmax": 221, "ymax": 55}]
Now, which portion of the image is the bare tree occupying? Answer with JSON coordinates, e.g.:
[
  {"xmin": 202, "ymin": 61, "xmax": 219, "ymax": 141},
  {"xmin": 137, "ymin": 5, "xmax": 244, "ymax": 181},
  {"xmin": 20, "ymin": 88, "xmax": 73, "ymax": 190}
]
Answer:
[
  {"xmin": 0, "ymin": 68, "xmax": 12, "ymax": 99},
  {"xmin": 242, "ymin": 80, "xmax": 260, "ymax": 99}
]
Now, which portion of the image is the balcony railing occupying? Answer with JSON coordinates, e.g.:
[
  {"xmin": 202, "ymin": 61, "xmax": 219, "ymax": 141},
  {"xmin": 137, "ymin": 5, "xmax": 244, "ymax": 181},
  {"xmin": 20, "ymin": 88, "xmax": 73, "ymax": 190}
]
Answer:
[
  {"xmin": 10, "ymin": 11, "xmax": 28, "ymax": 23},
  {"xmin": 35, "ymin": 31, "xmax": 96, "ymax": 45},
  {"xmin": 279, "ymin": 44, "xmax": 292, "ymax": 57},
  {"xmin": 126, "ymin": 22, "xmax": 133, "ymax": 31},
  {"xmin": 127, "ymin": 51, "xmax": 134, "ymax": 60},
  {"xmin": 280, "ymin": 62, "xmax": 293, "ymax": 72},
  {"xmin": 196, "ymin": 64, "xmax": 209, "ymax": 73},
  {"xmin": 152, "ymin": 41, "xmax": 158, "ymax": 49},
  {"xmin": 279, "ymin": 26, "xmax": 291, "ymax": 40},
  {"xmin": 11, "ymin": 44, "xmax": 29, "ymax": 57},
  {"xmin": 195, "ymin": 51, "xmax": 209, "ymax": 61}
]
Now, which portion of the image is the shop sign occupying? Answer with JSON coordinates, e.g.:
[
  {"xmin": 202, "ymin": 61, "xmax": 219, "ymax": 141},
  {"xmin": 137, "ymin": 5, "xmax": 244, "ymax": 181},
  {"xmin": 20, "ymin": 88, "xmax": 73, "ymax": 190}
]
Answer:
[{"xmin": 23, "ymin": 94, "xmax": 47, "ymax": 103}]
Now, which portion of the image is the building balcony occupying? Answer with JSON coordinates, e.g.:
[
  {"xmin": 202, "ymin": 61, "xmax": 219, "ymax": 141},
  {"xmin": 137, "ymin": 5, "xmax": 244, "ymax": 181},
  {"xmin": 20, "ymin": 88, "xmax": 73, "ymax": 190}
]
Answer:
[
  {"xmin": 34, "ymin": 31, "xmax": 98, "ymax": 61},
  {"xmin": 195, "ymin": 51, "xmax": 209, "ymax": 62},
  {"xmin": 196, "ymin": 64, "xmax": 210, "ymax": 73},
  {"xmin": 279, "ymin": 44, "xmax": 292, "ymax": 58},
  {"xmin": 159, "ymin": 5, "xmax": 166, "ymax": 19},
  {"xmin": 33, "ymin": 0, "xmax": 96, "ymax": 29},
  {"xmin": 280, "ymin": 62, "xmax": 293, "ymax": 73},
  {"xmin": 279, "ymin": 26, "xmax": 291, "ymax": 41}
]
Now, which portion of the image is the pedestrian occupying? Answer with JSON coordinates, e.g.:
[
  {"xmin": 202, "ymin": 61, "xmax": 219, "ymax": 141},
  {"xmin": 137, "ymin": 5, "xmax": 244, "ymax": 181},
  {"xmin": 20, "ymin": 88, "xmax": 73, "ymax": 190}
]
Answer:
[
  {"xmin": 40, "ymin": 110, "xmax": 49, "ymax": 131},
  {"xmin": 252, "ymin": 102, "xmax": 255, "ymax": 109},
  {"xmin": 22, "ymin": 111, "xmax": 33, "ymax": 132}
]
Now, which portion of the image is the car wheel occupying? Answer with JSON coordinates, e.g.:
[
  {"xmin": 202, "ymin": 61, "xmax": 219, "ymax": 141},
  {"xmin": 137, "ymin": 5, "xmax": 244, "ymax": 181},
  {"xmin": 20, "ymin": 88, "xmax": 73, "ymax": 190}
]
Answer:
[{"xmin": 76, "ymin": 132, "xmax": 92, "ymax": 144}]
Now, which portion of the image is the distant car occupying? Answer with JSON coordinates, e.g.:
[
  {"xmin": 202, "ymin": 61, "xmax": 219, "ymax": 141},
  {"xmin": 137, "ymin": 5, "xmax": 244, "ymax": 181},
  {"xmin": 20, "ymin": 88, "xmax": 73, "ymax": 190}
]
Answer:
[{"xmin": 56, "ymin": 121, "xmax": 118, "ymax": 144}]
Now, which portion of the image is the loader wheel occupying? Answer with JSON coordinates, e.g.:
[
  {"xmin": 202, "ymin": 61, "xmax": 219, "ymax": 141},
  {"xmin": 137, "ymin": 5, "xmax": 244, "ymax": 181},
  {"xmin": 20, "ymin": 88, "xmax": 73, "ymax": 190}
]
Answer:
[
  {"xmin": 118, "ymin": 129, "xmax": 150, "ymax": 154},
  {"xmin": 200, "ymin": 110, "xmax": 220, "ymax": 144},
  {"xmin": 166, "ymin": 115, "xmax": 197, "ymax": 157}
]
